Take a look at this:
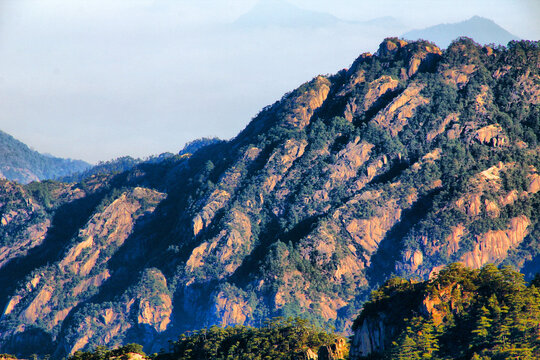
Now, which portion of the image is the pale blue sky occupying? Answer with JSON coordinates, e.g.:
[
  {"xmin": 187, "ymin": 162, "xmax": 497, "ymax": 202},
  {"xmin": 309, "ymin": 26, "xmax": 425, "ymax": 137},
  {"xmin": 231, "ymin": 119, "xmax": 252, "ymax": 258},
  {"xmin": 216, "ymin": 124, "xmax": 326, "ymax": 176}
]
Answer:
[{"xmin": 1, "ymin": 0, "xmax": 538, "ymax": 163}]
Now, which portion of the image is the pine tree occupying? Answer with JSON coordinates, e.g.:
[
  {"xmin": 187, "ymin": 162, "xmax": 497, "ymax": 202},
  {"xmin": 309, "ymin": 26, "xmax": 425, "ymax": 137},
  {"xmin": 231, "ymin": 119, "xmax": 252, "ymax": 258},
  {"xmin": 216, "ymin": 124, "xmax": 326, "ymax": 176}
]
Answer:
[
  {"xmin": 391, "ymin": 326, "xmax": 421, "ymax": 360},
  {"xmin": 493, "ymin": 304, "xmax": 511, "ymax": 347},
  {"xmin": 471, "ymin": 306, "xmax": 492, "ymax": 350},
  {"xmin": 417, "ymin": 320, "xmax": 439, "ymax": 359}
]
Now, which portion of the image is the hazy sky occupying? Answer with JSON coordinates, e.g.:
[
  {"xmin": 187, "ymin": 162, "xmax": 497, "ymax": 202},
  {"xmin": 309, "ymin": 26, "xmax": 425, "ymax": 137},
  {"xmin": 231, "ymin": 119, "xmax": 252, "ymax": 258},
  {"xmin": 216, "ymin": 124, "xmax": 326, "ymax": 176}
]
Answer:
[{"xmin": 1, "ymin": 0, "xmax": 538, "ymax": 163}]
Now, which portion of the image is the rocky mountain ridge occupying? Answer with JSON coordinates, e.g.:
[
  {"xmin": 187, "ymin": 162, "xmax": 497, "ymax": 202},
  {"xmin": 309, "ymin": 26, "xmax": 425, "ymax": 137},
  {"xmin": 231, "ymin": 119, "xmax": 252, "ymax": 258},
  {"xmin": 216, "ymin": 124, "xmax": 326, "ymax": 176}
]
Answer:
[{"xmin": 0, "ymin": 37, "xmax": 538, "ymax": 357}]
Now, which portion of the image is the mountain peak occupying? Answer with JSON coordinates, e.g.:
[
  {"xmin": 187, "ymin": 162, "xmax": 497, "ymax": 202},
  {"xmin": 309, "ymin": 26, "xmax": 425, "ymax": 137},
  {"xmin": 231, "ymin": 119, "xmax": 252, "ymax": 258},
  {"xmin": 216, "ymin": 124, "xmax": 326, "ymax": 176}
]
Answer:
[
  {"xmin": 234, "ymin": 0, "xmax": 340, "ymax": 28},
  {"xmin": 402, "ymin": 16, "xmax": 520, "ymax": 48}
]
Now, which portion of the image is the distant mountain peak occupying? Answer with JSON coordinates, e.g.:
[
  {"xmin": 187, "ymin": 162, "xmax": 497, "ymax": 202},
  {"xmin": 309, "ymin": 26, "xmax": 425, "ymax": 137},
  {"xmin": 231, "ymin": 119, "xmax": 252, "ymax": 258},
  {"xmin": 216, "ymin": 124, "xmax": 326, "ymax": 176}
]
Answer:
[
  {"xmin": 234, "ymin": 0, "xmax": 340, "ymax": 28},
  {"xmin": 233, "ymin": 0, "xmax": 407, "ymax": 31},
  {"xmin": 402, "ymin": 15, "xmax": 520, "ymax": 48}
]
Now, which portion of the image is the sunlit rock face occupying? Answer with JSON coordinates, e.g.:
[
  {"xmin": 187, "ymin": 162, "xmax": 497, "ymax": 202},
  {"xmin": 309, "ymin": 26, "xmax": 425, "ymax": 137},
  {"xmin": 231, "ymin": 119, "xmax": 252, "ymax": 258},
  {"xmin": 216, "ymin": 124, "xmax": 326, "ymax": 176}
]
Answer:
[{"xmin": 0, "ymin": 37, "xmax": 539, "ymax": 357}]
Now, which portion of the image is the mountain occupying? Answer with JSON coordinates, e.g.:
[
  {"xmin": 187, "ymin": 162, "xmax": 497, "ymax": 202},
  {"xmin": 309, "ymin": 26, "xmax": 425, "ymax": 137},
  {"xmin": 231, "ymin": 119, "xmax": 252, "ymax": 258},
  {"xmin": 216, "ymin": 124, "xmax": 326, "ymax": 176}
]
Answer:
[
  {"xmin": 65, "ymin": 264, "xmax": 540, "ymax": 360},
  {"xmin": 402, "ymin": 16, "xmax": 520, "ymax": 48},
  {"xmin": 0, "ymin": 37, "xmax": 538, "ymax": 357},
  {"xmin": 0, "ymin": 130, "xmax": 90, "ymax": 183},
  {"xmin": 233, "ymin": 0, "xmax": 406, "ymax": 30},
  {"xmin": 234, "ymin": 0, "xmax": 341, "ymax": 28},
  {"xmin": 350, "ymin": 263, "xmax": 540, "ymax": 359}
]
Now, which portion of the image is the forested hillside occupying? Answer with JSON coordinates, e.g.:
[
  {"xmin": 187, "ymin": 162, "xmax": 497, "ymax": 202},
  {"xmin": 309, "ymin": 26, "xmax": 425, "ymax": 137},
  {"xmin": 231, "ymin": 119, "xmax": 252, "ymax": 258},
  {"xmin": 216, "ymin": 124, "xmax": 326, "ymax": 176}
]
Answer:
[
  {"xmin": 51, "ymin": 264, "xmax": 540, "ymax": 360},
  {"xmin": 0, "ymin": 37, "xmax": 538, "ymax": 357},
  {"xmin": 0, "ymin": 130, "xmax": 89, "ymax": 183},
  {"xmin": 350, "ymin": 264, "xmax": 540, "ymax": 359}
]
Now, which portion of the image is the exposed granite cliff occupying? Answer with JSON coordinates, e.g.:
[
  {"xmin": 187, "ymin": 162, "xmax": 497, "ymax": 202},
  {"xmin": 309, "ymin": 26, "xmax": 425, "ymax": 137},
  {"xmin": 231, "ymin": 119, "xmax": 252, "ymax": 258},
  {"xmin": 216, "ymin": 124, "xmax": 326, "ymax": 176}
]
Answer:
[{"xmin": 0, "ymin": 37, "xmax": 538, "ymax": 356}]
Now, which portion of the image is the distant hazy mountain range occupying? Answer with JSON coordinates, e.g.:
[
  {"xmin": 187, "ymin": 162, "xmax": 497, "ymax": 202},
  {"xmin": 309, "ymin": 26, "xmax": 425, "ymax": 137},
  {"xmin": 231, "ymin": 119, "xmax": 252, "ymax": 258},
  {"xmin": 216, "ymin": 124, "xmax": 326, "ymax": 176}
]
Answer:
[
  {"xmin": 234, "ymin": 0, "xmax": 405, "ymax": 30},
  {"xmin": 0, "ymin": 130, "xmax": 89, "ymax": 183},
  {"xmin": 234, "ymin": 0, "xmax": 340, "ymax": 28},
  {"xmin": 402, "ymin": 16, "xmax": 520, "ymax": 48},
  {"xmin": 0, "ymin": 127, "xmax": 221, "ymax": 184}
]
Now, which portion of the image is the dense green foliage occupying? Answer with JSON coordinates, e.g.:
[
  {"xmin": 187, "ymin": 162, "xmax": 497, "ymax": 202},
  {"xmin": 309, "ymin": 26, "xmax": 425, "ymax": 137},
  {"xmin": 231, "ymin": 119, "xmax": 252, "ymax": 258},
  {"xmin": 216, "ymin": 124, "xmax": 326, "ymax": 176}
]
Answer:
[
  {"xmin": 161, "ymin": 317, "xmax": 343, "ymax": 360},
  {"xmin": 354, "ymin": 263, "xmax": 540, "ymax": 360},
  {"xmin": 67, "ymin": 318, "xmax": 345, "ymax": 360},
  {"xmin": 70, "ymin": 344, "xmax": 145, "ymax": 360}
]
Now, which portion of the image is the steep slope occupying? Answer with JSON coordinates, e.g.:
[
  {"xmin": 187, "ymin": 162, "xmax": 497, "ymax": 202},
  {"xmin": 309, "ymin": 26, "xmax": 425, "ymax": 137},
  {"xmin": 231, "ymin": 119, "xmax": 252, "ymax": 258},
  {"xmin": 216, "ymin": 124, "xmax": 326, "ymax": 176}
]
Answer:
[
  {"xmin": 0, "ymin": 130, "xmax": 89, "ymax": 183},
  {"xmin": 349, "ymin": 263, "xmax": 540, "ymax": 359},
  {"xmin": 0, "ymin": 37, "xmax": 538, "ymax": 357},
  {"xmin": 402, "ymin": 16, "xmax": 520, "ymax": 48}
]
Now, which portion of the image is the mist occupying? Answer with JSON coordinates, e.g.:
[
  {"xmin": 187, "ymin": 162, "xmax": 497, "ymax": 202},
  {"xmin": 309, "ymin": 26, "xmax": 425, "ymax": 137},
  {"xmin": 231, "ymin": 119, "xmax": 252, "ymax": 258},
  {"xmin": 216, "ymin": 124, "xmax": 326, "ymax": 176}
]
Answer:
[{"xmin": 1, "ymin": 0, "xmax": 538, "ymax": 163}]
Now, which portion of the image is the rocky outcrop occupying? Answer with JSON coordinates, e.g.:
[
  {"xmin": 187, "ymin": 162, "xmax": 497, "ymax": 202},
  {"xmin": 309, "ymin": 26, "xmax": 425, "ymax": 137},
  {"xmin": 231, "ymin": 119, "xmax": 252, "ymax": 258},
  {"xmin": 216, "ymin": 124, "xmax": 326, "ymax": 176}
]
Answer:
[
  {"xmin": 187, "ymin": 209, "xmax": 252, "ymax": 278},
  {"xmin": 342, "ymin": 200, "xmax": 402, "ymax": 256},
  {"xmin": 515, "ymin": 69, "xmax": 540, "ymax": 105},
  {"xmin": 405, "ymin": 43, "xmax": 442, "ymax": 77},
  {"xmin": 454, "ymin": 162, "xmax": 508, "ymax": 217},
  {"xmin": 372, "ymin": 83, "xmax": 429, "ymax": 136},
  {"xmin": 0, "ymin": 219, "xmax": 49, "ymax": 269},
  {"xmin": 59, "ymin": 269, "xmax": 171, "ymax": 355},
  {"xmin": 446, "ymin": 224, "xmax": 465, "ymax": 255},
  {"xmin": 317, "ymin": 337, "xmax": 349, "ymax": 360},
  {"xmin": 426, "ymin": 112, "xmax": 459, "ymax": 142},
  {"xmin": 442, "ymin": 62, "xmax": 476, "ymax": 89},
  {"xmin": 283, "ymin": 76, "xmax": 331, "ymax": 129},
  {"xmin": 325, "ymin": 138, "xmax": 373, "ymax": 187},
  {"xmin": 192, "ymin": 146, "xmax": 262, "ymax": 237},
  {"xmin": 349, "ymin": 315, "xmax": 388, "ymax": 358},
  {"xmin": 212, "ymin": 288, "xmax": 253, "ymax": 327},
  {"xmin": 1, "ymin": 187, "xmax": 165, "ymax": 355},
  {"xmin": 461, "ymin": 216, "xmax": 531, "ymax": 268},
  {"xmin": 136, "ymin": 271, "xmax": 172, "ymax": 333},
  {"xmin": 528, "ymin": 171, "xmax": 540, "ymax": 193},
  {"xmin": 474, "ymin": 124, "xmax": 508, "ymax": 147},
  {"xmin": 192, "ymin": 189, "xmax": 231, "ymax": 236},
  {"xmin": 376, "ymin": 38, "xmax": 408, "ymax": 58},
  {"xmin": 363, "ymin": 76, "xmax": 400, "ymax": 112}
]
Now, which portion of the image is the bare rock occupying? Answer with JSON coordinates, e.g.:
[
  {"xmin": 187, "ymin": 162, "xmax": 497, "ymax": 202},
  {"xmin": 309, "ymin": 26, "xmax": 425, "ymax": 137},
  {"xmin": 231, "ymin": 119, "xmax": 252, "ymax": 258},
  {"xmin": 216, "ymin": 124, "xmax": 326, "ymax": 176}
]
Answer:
[
  {"xmin": 318, "ymin": 337, "xmax": 349, "ymax": 360},
  {"xmin": 363, "ymin": 76, "xmax": 400, "ymax": 111},
  {"xmin": 283, "ymin": 76, "xmax": 331, "ymax": 129},
  {"xmin": 442, "ymin": 64, "xmax": 476, "ymax": 89},
  {"xmin": 474, "ymin": 124, "xmax": 508, "ymax": 147},
  {"xmin": 372, "ymin": 83, "xmax": 429, "ymax": 136},
  {"xmin": 461, "ymin": 216, "xmax": 531, "ymax": 268},
  {"xmin": 376, "ymin": 38, "xmax": 408, "ymax": 58}
]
